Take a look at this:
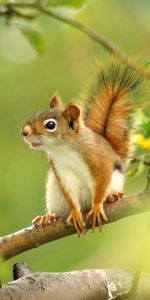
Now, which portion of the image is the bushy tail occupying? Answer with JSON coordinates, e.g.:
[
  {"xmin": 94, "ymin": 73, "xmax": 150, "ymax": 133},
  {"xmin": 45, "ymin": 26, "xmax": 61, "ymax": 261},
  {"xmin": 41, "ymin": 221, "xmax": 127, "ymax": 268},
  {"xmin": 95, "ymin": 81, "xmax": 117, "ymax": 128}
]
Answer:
[{"xmin": 82, "ymin": 60, "xmax": 143, "ymax": 160}]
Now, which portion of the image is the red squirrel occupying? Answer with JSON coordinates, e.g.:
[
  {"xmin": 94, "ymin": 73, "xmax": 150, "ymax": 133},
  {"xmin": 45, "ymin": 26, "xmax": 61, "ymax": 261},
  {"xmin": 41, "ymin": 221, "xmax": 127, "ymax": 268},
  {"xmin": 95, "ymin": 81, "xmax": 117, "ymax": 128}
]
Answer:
[{"xmin": 22, "ymin": 59, "xmax": 142, "ymax": 235}]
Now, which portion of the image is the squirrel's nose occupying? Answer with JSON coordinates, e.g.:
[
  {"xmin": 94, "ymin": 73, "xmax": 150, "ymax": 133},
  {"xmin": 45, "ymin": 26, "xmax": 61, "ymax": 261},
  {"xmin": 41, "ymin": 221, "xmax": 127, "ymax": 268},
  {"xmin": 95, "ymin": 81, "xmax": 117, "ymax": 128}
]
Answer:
[{"xmin": 22, "ymin": 125, "xmax": 32, "ymax": 137}]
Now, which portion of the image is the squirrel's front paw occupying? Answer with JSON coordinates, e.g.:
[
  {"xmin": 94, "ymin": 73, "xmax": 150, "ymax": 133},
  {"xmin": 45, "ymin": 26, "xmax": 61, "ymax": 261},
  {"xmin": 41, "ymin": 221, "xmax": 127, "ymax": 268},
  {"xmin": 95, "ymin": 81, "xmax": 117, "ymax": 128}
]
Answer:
[
  {"xmin": 32, "ymin": 214, "xmax": 58, "ymax": 226},
  {"xmin": 66, "ymin": 209, "xmax": 86, "ymax": 236},
  {"xmin": 87, "ymin": 203, "xmax": 107, "ymax": 231}
]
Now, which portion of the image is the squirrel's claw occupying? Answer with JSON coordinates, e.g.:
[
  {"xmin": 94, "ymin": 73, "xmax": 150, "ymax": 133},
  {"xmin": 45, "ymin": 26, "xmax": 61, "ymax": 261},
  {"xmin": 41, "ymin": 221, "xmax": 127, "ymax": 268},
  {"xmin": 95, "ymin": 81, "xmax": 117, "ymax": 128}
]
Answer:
[
  {"xmin": 106, "ymin": 192, "xmax": 124, "ymax": 203},
  {"xmin": 87, "ymin": 203, "xmax": 107, "ymax": 231},
  {"xmin": 32, "ymin": 214, "xmax": 57, "ymax": 226},
  {"xmin": 66, "ymin": 209, "xmax": 86, "ymax": 236}
]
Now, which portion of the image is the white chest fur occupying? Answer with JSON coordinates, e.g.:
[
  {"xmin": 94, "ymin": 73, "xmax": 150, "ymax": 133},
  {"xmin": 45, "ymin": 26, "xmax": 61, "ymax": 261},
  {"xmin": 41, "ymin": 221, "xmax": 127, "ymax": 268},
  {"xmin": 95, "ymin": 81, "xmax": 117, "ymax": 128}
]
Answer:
[
  {"xmin": 46, "ymin": 146, "xmax": 124, "ymax": 216},
  {"xmin": 47, "ymin": 145, "xmax": 94, "ymax": 210}
]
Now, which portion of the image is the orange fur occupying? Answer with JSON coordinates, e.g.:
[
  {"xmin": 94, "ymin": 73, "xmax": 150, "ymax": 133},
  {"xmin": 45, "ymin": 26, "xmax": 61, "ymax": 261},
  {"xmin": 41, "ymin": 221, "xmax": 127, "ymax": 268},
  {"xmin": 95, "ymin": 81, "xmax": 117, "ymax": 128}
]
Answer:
[{"xmin": 84, "ymin": 61, "xmax": 142, "ymax": 160}]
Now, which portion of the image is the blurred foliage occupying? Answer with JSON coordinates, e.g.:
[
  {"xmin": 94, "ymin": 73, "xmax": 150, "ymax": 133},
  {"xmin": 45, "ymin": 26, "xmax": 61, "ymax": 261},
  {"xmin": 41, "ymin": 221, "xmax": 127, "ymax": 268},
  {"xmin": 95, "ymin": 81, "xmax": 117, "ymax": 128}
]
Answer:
[
  {"xmin": 0, "ymin": 0, "xmax": 150, "ymax": 283},
  {"xmin": 127, "ymin": 111, "xmax": 150, "ymax": 177},
  {"xmin": 18, "ymin": 21, "xmax": 47, "ymax": 54},
  {"xmin": 0, "ymin": 0, "xmax": 86, "ymax": 6},
  {"xmin": 46, "ymin": 0, "xmax": 86, "ymax": 7}
]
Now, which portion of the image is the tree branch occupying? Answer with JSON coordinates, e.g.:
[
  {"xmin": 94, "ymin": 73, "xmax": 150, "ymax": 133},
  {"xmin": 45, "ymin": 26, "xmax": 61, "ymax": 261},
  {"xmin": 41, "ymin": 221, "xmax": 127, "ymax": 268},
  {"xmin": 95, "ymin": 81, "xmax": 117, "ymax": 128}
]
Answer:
[
  {"xmin": 0, "ymin": 262, "xmax": 135, "ymax": 300},
  {"xmin": 1, "ymin": 261, "xmax": 150, "ymax": 300},
  {"xmin": 0, "ymin": 169, "xmax": 150, "ymax": 262}
]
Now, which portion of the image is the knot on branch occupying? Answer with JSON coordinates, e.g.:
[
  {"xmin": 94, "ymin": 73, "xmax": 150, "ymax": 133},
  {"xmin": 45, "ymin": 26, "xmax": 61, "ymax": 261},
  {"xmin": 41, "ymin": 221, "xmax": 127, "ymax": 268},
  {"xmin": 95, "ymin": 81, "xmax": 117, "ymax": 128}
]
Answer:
[{"xmin": 13, "ymin": 262, "xmax": 32, "ymax": 280}]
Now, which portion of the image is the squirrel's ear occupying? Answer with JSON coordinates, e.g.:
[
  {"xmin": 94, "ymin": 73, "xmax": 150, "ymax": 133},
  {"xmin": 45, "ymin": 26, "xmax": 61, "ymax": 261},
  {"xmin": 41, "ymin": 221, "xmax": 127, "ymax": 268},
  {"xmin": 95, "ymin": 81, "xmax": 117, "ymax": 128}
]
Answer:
[
  {"xmin": 63, "ymin": 103, "xmax": 80, "ymax": 121},
  {"xmin": 49, "ymin": 92, "xmax": 62, "ymax": 108}
]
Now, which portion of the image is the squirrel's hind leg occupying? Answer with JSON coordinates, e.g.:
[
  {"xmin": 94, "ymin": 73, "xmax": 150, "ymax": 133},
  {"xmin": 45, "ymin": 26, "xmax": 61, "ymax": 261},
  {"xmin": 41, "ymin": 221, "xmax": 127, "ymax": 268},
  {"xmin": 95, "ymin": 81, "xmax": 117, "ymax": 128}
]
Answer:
[
  {"xmin": 106, "ymin": 170, "xmax": 125, "ymax": 203},
  {"xmin": 106, "ymin": 192, "xmax": 124, "ymax": 203}
]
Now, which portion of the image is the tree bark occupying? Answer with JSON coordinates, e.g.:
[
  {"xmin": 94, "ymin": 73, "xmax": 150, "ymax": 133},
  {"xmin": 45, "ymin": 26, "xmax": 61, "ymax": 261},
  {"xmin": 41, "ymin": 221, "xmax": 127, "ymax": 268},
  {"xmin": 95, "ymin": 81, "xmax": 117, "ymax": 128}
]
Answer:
[
  {"xmin": 0, "ymin": 188, "xmax": 150, "ymax": 262},
  {"xmin": 0, "ymin": 262, "xmax": 134, "ymax": 300},
  {"xmin": 0, "ymin": 262, "xmax": 150, "ymax": 300}
]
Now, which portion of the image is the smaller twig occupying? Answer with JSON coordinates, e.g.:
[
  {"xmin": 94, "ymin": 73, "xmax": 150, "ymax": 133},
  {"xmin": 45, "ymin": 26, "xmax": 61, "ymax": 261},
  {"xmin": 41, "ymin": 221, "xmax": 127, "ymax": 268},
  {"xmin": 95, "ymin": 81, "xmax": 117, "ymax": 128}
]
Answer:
[
  {"xmin": 0, "ymin": 2, "xmax": 150, "ymax": 81},
  {"xmin": 0, "ymin": 5, "xmax": 38, "ymax": 20},
  {"xmin": 36, "ymin": 2, "xmax": 150, "ymax": 80},
  {"xmin": 6, "ymin": 2, "xmax": 37, "ymax": 9},
  {"xmin": 9, "ymin": 11, "xmax": 38, "ymax": 20}
]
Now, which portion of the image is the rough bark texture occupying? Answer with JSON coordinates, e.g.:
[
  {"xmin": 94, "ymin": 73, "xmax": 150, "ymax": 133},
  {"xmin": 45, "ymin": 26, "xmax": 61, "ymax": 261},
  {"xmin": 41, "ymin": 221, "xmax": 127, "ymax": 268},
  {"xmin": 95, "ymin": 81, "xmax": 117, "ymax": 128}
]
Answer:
[
  {"xmin": 0, "ymin": 262, "xmax": 134, "ymax": 300},
  {"xmin": 0, "ymin": 188, "xmax": 150, "ymax": 262},
  {"xmin": 0, "ymin": 262, "xmax": 150, "ymax": 300}
]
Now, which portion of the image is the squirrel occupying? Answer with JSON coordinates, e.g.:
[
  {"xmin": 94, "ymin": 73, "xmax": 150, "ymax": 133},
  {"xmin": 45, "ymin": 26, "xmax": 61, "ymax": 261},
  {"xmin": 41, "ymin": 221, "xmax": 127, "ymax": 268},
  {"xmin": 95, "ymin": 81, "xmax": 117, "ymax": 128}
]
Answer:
[{"xmin": 22, "ymin": 59, "xmax": 142, "ymax": 235}]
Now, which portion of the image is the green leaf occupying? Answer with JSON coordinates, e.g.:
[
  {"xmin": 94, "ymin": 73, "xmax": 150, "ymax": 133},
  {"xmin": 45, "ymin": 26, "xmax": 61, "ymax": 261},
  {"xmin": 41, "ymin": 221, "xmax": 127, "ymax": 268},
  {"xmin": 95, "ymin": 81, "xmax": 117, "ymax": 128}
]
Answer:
[
  {"xmin": 17, "ymin": 23, "xmax": 47, "ymax": 54},
  {"xmin": 46, "ymin": 0, "xmax": 86, "ymax": 8}
]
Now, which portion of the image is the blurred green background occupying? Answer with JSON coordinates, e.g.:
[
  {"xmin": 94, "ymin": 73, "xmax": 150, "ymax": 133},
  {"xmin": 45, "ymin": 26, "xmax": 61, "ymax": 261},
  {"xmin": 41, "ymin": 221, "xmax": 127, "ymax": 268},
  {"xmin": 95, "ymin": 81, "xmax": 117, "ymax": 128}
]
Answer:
[{"xmin": 0, "ymin": 0, "xmax": 150, "ymax": 282}]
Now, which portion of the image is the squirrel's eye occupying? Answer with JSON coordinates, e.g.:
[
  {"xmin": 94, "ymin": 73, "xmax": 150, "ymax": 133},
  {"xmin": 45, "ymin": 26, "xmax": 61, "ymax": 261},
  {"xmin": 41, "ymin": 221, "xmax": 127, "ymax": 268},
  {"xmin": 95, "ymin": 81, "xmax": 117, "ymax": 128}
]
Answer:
[{"xmin": 44, "ymin": 119, "xmax": 57, "ymax": 132}]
